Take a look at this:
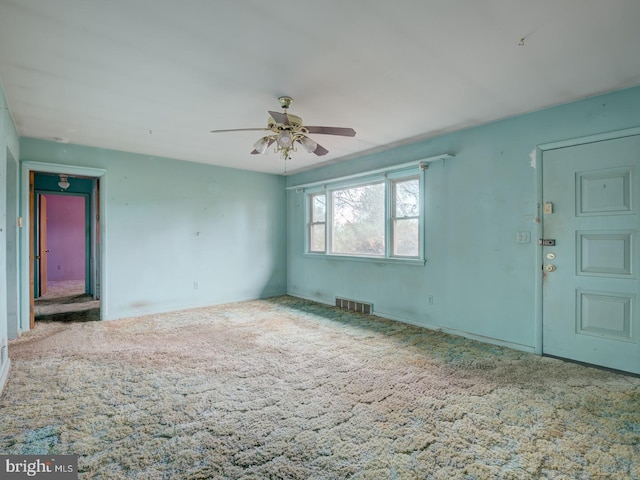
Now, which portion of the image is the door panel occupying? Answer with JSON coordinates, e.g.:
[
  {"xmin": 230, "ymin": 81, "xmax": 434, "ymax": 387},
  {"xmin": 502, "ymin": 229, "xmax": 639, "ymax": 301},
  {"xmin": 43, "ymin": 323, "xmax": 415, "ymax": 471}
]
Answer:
[
  {"xmin": 577, "ymin": 231, "xmax": 632, "ymax": 277},
  {"xmin": 39, "ymin": 194, "xmax": 48, "ymax": 296},
  {"xmin": 542, "ymin": 134, "xmax": 639, "ymax": 374}
]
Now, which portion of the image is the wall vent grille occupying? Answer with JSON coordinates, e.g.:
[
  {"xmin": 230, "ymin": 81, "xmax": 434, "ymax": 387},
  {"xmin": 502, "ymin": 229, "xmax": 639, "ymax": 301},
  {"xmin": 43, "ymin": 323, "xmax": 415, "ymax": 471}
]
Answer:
[{"xmin": 335, "ymin": 297, "xmax": 372, "ymax": 314}]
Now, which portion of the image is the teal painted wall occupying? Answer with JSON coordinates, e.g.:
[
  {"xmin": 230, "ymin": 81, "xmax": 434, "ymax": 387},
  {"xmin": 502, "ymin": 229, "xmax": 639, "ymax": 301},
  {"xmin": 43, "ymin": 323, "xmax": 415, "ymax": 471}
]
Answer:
[
  {"xmin": 35, "ymin": 174, "xmax": 93, "ymax": 193},
  {"xmin": 1, "ymin": 83, "xmax": 20, "ymax": 388},
  {"xmin": 20, "ymin": 139, "xmax": 287, "ymax": 320},
  {"xmin": 286, "ymin": 86, "xmax": 640, "ymax": 351},
  {"xmin": 5, "ymin": 84, "xmax": 640, "ymax": 357}
]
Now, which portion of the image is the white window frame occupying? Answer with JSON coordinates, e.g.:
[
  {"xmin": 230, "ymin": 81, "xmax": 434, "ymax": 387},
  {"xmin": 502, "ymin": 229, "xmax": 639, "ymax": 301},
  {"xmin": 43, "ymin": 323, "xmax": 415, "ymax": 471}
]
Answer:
[
  {"xmin": 303, "ymin": 165, "xmax": 426, "ymax": 265},
  {"xmin": 308, "ymin": 191, "xmax": 327, "ymax": 253},
  {"xmin": 389, "ymin": 173, "xmax": 422, "ymax": 259}
]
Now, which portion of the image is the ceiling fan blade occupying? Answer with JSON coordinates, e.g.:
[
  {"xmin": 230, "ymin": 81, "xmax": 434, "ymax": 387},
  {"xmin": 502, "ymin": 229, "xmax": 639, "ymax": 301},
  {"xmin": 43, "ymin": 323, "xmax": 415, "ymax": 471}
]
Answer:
[
  {"xmin": 268, "ymin": 111, "xmax": 290, "ymax": 125},
  {"xmin": 210, "ymin": 128, "xmax": 268, "ymax": 133},
  {"xmin": 313, "ymin": 143, "xmax": 329, "ymax": 156},
  {"xmin": 305, "ymin": 126, "xmax": 356, "ymax": 137}
]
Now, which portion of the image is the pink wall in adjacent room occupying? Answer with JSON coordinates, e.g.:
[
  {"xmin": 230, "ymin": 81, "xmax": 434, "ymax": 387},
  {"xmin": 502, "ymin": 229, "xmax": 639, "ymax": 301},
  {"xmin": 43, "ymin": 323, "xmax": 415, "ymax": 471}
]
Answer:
[{"xmin": 45, "ymin": 194, "xmax": 85, "ymax": 281}]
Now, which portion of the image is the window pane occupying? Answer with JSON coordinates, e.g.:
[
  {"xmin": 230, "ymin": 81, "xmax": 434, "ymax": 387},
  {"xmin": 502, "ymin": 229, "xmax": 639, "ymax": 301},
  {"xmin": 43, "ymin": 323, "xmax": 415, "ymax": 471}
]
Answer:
[
  {"xmin": 393, "ymin": 218, "xmax": 419, "ymax": 256},
  {"xmin": 331, "ymin": 183, "xmax": 385, "ymax": 255},
  {"xmin": 394, "ymin": 178, "xmax": 419, "ymax": 217},
  {"xmin": 311, "ymin": 194, "xmax": 326, "ymax": 222},
  {"xmin": 309, "ymin": 224, "xmax": 326, "ymax": 252}
]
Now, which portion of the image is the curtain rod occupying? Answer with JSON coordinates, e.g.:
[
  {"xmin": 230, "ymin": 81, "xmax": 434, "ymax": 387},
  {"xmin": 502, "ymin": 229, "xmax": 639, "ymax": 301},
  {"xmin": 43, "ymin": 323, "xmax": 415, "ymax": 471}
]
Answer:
[{"xmin": 285, "ymin": 153, "xmax": 453, "ymax": 191}]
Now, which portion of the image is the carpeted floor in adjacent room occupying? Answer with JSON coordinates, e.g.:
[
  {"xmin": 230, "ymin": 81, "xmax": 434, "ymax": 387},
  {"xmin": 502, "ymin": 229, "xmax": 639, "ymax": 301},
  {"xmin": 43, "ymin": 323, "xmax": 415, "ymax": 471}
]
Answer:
[{"xmin": 1, "ymin": 296, "xmax": 639, "ymax": 479}]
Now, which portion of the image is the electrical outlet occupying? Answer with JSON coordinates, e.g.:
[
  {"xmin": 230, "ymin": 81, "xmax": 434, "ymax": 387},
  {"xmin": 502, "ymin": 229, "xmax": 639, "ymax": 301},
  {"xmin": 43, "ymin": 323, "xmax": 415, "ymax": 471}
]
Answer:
[
  {"xmin": 193, "ymin": 281, "xmax": 198, "ymax": 290},
  {"xmin": 427, "ymin": 295, "xmax": 434, "ymax": 305},
  {"xmin": 516, "ymin": 231, "xmax": 531, "ymax": 244}
]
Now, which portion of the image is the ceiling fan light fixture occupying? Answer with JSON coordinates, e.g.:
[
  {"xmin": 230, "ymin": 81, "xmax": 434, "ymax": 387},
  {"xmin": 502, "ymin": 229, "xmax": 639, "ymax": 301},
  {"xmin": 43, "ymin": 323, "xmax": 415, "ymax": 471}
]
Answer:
[
  {"xmin": 58, "ymin": 174, "xmax": 70, "ymax": 190},
  {"xmin": 300, "ymin": 136, "xmax": 318, "ymax": 153},
  {"xmin": 252, "ymin": 137, "xmax": 270, "ymax": 154},
  {"xmin": 276, "ymin": 131, "xmax": 293, "ymax": 148}
]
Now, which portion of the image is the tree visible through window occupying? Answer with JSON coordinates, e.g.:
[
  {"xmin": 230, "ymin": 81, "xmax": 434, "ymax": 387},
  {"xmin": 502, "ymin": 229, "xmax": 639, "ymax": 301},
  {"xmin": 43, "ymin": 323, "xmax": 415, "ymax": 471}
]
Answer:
[
  {"xmin": 392, "ymin": 177, "xmax": 420, "ymax": 257},
  {"xmin": 331, "ymin": 182, "xmax": 385, "ymax": 255},
  {"xmin": 306, "ymin": 168, "xmax": 423, "ymax": 261}
]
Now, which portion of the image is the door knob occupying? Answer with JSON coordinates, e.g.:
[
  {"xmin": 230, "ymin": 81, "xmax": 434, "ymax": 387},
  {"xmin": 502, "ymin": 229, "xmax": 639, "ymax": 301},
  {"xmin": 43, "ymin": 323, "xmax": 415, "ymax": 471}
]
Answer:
[{"xmin": 545, "ymin": 264, "xmax": 557, "ymax": 272}]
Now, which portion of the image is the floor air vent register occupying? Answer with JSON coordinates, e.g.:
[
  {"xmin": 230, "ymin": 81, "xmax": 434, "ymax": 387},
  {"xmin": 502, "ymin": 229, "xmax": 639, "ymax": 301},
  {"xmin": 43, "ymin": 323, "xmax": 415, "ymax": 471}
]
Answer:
[{"xmin": 335, "ymin": 297, "xmax": 372, "ymax": 314}]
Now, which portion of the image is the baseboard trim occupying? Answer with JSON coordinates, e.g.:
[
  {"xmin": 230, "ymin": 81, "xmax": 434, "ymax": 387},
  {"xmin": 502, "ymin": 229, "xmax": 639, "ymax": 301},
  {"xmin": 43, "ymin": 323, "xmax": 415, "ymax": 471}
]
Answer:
[
  {"xmin": 287, "ymin": 291, "xmax": 335, "ymax": 306},
  {"xmin": 287, "ymin": 291, "xmax": 535, "ymax": 354},
  {"xmin": 102, "ymin": 291, "xmax": 288, "ymax": 321},
  {"xmin": 0, "ymin": 358, "xmax": 10, "ymax": 395}
]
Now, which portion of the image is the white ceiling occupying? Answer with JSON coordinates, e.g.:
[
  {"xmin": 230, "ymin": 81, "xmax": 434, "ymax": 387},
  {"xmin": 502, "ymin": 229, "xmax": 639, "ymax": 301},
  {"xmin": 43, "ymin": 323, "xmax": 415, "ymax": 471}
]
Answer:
[{"xmin": 1, "ymin": 1, "xmax": 639, "ymax": 175}]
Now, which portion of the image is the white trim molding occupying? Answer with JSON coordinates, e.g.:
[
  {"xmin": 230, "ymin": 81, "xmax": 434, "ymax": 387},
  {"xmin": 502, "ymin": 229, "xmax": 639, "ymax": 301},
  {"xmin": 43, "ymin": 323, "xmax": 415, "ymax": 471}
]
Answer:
[{"xmin": 19, "ymin": 162, "xmax": 108, "ymax": 332}]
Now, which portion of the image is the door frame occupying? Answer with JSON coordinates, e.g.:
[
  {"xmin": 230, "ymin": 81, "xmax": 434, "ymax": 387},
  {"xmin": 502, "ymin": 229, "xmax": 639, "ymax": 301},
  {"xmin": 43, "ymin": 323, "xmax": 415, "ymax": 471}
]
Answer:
[
  {"xmin": 19, "ymin": 162, "xmax": 107, "ymax": 333},
  {"xmin": 535, "ymin": 126, "xmax": 640, "ymax": 355},
  {"xmin": 6, "ymin": 149, "xmax": 19, "ymax": 340}
]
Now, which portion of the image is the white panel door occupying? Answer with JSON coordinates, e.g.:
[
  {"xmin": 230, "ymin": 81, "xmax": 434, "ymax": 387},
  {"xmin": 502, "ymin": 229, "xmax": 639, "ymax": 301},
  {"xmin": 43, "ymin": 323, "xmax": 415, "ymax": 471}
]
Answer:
[{"xmin": 542, "ymin": 134, "xmax": 640, "ymax": 374}]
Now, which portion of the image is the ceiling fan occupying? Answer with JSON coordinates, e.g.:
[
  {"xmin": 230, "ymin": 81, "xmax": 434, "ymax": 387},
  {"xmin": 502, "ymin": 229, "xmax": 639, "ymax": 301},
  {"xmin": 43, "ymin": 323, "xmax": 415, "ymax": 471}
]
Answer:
[{"xmin": 210, "ymin": 96, "xmax": 356, "ymax": 160}]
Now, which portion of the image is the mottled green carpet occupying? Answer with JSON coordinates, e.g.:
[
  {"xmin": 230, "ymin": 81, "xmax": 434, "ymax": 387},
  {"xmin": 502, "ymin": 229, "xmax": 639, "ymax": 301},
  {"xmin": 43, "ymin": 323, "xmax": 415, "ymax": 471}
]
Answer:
[{"xmin": 1, "ymin": 296, "xmax": 639, "ymax": 479}]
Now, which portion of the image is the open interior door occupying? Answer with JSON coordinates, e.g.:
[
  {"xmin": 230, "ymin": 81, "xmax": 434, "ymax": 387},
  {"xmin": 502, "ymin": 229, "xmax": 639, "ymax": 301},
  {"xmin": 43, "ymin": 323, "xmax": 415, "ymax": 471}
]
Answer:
[{"xmin": 38, "ymin": 194, "xmax": 49, "ymax": 297}]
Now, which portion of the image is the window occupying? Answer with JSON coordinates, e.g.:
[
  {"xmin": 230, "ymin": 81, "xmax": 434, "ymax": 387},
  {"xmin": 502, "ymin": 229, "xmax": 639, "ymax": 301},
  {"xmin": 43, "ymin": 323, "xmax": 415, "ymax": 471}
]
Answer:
[
  {"xmin": 392, "ymin": 177, "xmax": 420, "ymax": 257},
  {"xmin": 305, "ymin": 168, "xmax": 424, "ymax": 262},
  {"xmin": 308, "ymin": 193, "xmax": 326, "ymax": 252},
  {"xmin": 332, "ymin": 182, "xmax": 385, "ymax": 256}
]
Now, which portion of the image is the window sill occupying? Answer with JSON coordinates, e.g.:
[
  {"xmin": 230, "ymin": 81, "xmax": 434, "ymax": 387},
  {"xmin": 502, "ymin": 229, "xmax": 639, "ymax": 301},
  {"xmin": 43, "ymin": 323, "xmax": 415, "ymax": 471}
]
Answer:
[{"xmin": 303, "ymin": 253, "xmax": 426, "ymax": 266}]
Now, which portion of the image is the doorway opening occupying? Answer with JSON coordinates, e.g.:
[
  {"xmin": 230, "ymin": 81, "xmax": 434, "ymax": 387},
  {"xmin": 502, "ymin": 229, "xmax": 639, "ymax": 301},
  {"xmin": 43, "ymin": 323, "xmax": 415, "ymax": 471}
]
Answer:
[
  {"xmin": 18, "ymin": 162, "xmax": 106, "ymax": 334},
  {"xmin": 31, "ymin": 171, "xmax": 102, "ymax": 325}
]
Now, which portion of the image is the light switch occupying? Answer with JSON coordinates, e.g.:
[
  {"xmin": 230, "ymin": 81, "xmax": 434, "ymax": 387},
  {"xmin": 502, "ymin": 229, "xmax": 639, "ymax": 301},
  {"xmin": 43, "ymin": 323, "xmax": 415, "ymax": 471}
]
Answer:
[
  {"xmin": 516, "ymin": 231, "xmax": 531, "ymax": 244},
  {"xmin": 543, "ymin": 202, "xmax": 553, "ymax": 214}
]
